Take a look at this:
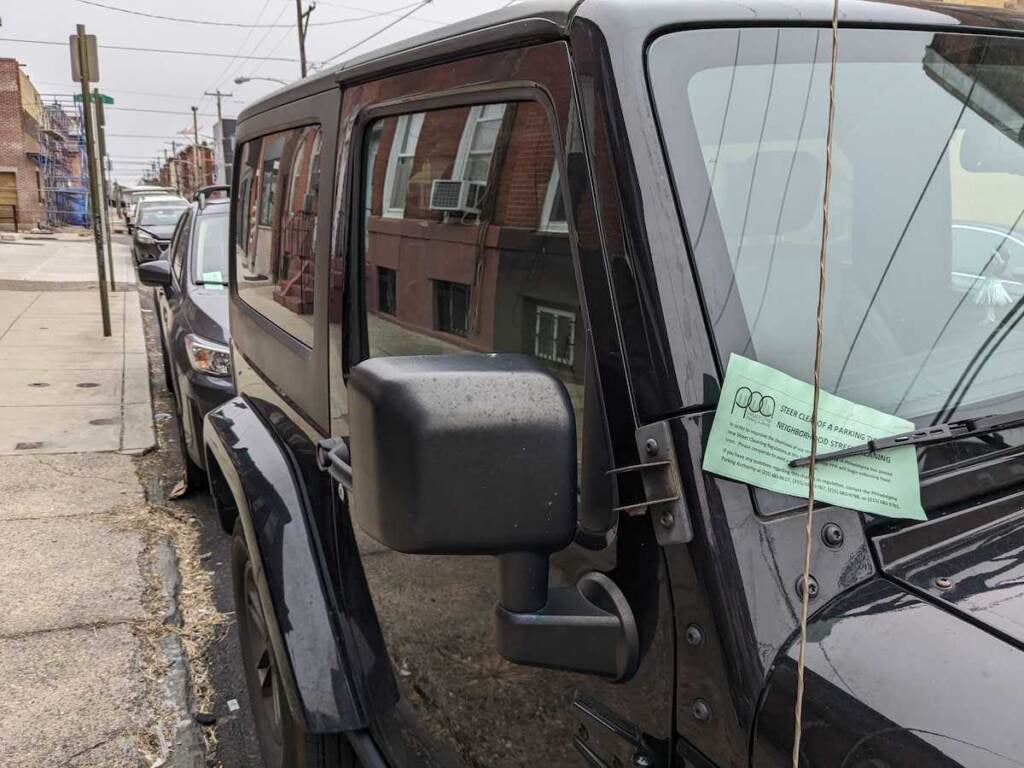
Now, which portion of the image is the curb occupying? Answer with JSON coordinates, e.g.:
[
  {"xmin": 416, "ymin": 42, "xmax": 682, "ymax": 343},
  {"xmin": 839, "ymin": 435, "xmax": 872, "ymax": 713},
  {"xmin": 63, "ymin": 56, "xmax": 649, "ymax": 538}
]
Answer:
[{"xmin": 155, "ymin": 536, "xmax": 205, "ymax": 768}]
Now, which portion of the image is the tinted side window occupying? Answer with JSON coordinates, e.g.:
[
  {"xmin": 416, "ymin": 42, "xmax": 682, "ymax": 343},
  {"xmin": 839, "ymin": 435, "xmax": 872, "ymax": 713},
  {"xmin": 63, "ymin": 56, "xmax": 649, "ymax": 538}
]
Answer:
[
  {"xmin": 170, "ymin": 209, "xmax": 192, "ymax": 283},
  {"xmin": 234, "ymin": 125, "xmax": 322, "ymax": 346},
  {"xmin": 360, "ymin": 101, "xmax": 582, "ymax": 431}
]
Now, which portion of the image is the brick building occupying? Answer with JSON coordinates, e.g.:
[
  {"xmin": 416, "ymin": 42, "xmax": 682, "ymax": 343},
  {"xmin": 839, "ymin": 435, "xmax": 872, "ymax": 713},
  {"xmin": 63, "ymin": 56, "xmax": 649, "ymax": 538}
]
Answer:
[
  {"xmin": 159, "ymin": 143, "xmax": 216, "ymax": 200},
  {"xmin": 0, "ymin": 59, "xmax": 45, "ymax": 230}
]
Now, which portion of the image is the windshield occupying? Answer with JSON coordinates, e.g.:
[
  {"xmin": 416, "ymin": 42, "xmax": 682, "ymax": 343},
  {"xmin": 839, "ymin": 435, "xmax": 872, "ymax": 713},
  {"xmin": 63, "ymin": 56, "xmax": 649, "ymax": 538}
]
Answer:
[
  {"xmin": 138, "ymin": 205, "xmax": 186, "ymax": 226},
  {"xmin": 192, "ymin": 213, "xmax": 228, "ymax": 283},
  {"xmin": 650, "ymin": 29, "xmax": 1024, "ymax": 431}
]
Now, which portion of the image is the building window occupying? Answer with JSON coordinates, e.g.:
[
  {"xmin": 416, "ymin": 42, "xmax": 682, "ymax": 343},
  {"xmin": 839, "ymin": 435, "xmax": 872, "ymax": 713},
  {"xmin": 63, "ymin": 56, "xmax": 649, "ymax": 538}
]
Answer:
[
  {"xmin": 435, "ymin": 280, "xmax": 470, "ymax": 337},
  {"xmin": 382, "ymin": 113, "xmax": 424, "ymax": 217},
  {"xmin": 378, "ymin": 266, "xmax": 396, "ymax": 315},
  {"xmin": 534, "ymin": 305, "xmax": 576, "ymax": 366},
  {"xmin": 453, "ymin": 104, "xmax": 506, "ymax": 182},
  {"xmin": 539, "ymin": 165, "xmax": 568, "ymax": 233}
]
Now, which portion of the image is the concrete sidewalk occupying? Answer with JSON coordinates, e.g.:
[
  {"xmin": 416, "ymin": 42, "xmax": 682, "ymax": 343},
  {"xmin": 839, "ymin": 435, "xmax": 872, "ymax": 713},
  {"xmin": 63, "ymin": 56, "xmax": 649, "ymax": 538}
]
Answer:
[
  {"xmin": 0, "ymin": 237, "xmax": 202, "ymax": 766},
  {"xmin": 0, "ymin": 236, "xmax": 135, "ymax": 288}
]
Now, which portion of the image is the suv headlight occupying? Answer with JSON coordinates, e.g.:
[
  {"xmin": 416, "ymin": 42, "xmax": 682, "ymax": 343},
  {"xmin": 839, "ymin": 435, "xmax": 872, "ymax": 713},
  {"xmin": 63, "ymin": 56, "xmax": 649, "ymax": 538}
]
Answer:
[
  {"xmin": 184, "ymin": 334, "xmax": 231, "ymax": 377},
  {"xmin": 136, "ymin": 231, "xmax": 155, "ymax": 243}
]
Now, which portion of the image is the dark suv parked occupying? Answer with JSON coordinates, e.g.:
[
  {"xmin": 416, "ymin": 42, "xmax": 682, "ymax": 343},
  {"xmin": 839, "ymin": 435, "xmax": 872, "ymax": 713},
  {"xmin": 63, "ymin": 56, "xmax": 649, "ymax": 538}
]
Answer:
[
  {"xmin": 140, "ymin": 187, "xmax": 232, "ymax": 490},
  {"xmin": 204, "ymin": 2, "xmax": 1024, "ymax": 766}
]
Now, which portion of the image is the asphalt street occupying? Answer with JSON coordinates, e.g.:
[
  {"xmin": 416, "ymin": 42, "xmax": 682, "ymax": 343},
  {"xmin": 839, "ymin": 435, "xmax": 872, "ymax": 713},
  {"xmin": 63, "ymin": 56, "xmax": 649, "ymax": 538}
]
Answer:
[{"xmin": 124, "ymin": 233, "xmax": 265, "ymax": 768}]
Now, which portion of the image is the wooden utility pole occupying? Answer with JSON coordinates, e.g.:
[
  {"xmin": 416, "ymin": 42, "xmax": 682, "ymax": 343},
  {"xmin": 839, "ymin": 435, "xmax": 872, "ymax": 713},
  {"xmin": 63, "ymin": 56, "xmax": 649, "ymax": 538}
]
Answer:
[
  {"xmin": 170, "ymin": 140, "xmax": 180, "ymax": 196},
  {"xmin": 203, "ymin": 89, "xmax": 232, "ymax": 183},
  {"xmin": 191, "ymin": 105, "xmax": 200, "ymax": 196},
  {"xmin": 72, "ymin": 25, "xmax": 110, "ymax": 337},
  {"xmin": 295, "ymin": 1, "xmax": 314, "ymax": 77},
  {"xmin": 93, "ymin": 87, "xmax": 115, "ymax": 291}
]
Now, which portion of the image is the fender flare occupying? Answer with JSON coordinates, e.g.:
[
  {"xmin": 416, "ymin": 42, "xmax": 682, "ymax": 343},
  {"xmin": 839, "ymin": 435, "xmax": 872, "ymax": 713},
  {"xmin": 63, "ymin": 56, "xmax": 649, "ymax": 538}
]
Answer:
[{"xmin": 204, "ymin": 396, "xmax": 364, "ymax": 734}]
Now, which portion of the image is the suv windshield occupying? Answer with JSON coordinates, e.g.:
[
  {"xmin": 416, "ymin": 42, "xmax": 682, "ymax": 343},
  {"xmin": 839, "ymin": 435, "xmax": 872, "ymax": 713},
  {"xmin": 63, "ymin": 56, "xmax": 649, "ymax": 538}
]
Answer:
[
  {"xmin": 192, "ymin": 212, "xmax": 228, "ymax": 283},
  {"xmin": 650, "ymin": 29, "xmax": 1024, "ymax": 431},
  {"xmin": 138, "ymin": 205, "xmax": 186, "ymax": 226}
]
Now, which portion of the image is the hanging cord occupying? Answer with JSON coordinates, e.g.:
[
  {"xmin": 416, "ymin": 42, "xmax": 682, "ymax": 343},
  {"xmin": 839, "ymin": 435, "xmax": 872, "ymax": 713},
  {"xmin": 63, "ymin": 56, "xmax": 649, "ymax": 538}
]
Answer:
[{"xmin": 792, "ymin": 3, "xmax": 840, "ymax": 767}]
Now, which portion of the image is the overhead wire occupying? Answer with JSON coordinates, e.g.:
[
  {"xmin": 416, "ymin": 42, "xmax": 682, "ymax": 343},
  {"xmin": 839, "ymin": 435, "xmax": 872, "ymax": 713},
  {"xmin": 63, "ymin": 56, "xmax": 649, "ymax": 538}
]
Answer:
[
  {"xmin": 0, "ymin": 37, "xmax": 297, "ymax": 61},
  {"xmin": 320, "ymin": 0, "xmax": 433, "ymax": 66},
  {"xmin": 314, "ymin": 0, "xmax": 446, "ymax": 25},
  {"xmin": 196, "ymin": 0, "xmax": 278, "ymax": 114},
  {"xmin": 74, "ymin": 0, "xmax": 428, "ymax": 28}
]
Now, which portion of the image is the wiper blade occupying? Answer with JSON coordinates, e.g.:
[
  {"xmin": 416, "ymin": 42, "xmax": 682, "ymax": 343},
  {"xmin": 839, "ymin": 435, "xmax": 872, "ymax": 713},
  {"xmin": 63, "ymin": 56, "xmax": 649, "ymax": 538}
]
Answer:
[{"xmin": 789, "ymin": 408, "xmax": 1024, "ymax": 468}]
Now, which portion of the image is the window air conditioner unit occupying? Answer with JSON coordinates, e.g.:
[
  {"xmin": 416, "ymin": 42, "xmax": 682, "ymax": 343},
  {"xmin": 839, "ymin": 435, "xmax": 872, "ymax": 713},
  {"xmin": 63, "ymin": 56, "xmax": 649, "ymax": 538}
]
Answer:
[{"xmin": 430, "ymin": 180, "xmax": 486, "ymax": 214}]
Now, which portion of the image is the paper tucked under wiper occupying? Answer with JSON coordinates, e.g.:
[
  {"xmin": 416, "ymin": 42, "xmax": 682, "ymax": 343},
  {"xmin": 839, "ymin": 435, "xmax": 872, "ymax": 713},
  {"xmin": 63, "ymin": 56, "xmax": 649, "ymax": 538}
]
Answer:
[{"xmin": 702, "ymin": 355, "xmax": 925, "ymax": 520}]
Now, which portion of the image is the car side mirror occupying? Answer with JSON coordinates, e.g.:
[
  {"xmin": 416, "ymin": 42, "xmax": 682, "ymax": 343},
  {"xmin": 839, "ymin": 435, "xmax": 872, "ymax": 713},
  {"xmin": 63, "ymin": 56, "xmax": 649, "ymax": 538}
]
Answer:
[
  {"xmin": 340, "ymin": 353, "xmax": 638, "ymax": 680},
  {"xmin": 138, "ymin": 259, "xmax": 172, "ymax": 287}
]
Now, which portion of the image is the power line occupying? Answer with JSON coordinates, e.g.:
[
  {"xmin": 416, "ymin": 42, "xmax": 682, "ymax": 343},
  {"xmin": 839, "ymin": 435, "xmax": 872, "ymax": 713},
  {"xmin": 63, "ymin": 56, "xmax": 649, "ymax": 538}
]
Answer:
[
  {"xmin": 315, "ymin": 0, "xmax": 445, "ymax": 25},
  {"xmin": 320, "ymin": 0, "xmax": 431, "ymax": 66},
  {"xmin": 34, "ymin": 81, "xmax": 245, "ymax": 104},
  {"xmin": 198, "ymin": 0, "xmax": 279, "ymax": 112},
  {"xmin": 107, "ymin": 106, "xmax": 217, "ymax": 117},
  {"xmin": 0, "ymin": 37, "xmax": 298, "ymax": 61},
  {"xmin": 74, "ymin": 0, "xmax": 426, "ymax": 27}
]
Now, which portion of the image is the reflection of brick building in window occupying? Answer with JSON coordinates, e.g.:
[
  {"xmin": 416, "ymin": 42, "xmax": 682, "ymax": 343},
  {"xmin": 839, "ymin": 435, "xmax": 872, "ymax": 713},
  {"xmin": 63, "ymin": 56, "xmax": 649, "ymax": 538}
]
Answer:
[
  {"xmin": 363, "ymin": 100, "xmax": 582, "ymax": 381},
  {"xmin": 274, "ymin": 126, "xmax": 320, "ymax": 315}
]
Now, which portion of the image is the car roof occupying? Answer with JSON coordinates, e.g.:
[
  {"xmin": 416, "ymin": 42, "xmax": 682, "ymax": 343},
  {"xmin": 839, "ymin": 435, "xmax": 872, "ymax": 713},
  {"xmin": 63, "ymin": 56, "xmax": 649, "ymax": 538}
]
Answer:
[
  {"xmin": 238, "ymin": 0, "xmax": 1024, "ymax": 121},
  {"xmin": 196, "ymin": 198, "xmax": 229, "ymax": 215},
  {"xmin": 138, "ymin": 196, "xmax": 186, "ymax": 204}
]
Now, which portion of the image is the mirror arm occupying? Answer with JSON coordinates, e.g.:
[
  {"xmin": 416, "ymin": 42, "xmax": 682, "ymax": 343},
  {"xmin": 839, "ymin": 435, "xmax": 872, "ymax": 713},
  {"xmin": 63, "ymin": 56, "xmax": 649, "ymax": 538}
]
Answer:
[{"xmin": 495, "ymin": 571, "xmax": 639, "ymax": 681}]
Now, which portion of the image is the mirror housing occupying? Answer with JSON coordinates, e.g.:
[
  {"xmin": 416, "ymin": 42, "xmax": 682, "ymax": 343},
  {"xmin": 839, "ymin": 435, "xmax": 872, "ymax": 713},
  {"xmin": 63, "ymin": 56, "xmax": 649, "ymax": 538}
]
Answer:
[
  {"xmin": 137, "ymin": 259, "xmax": 172, "ymax": 287},
  {"xmin": 344, "ymin": 353, "xmax": 639, "ymax": 680},
  {"xmin": 349, "ymin": 353, "xmax": 577, "ymax": 560}
]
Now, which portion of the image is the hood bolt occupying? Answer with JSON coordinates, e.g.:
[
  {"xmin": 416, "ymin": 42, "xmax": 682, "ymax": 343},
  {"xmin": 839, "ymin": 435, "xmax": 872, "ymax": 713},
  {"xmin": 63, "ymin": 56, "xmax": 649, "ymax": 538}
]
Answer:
[
  {"xmin": 934, "ymin": 576, "xmax": 953, "ymax": 590},
  {"xmin": 796, "ymin": 575, "xmax": 819, "ymax": 600},
  {"xmin": 644, "ymin": 438, "xmax": 659, "ymax": 456},
  {"xmin": 821, "ymin": 522, "xmax": 844, "ymax": 549},
  {"xmin": 692, "ymin": 698, "xmax": 712, "ymax": 722},
  {"xmin": 685, "ymin": 624, "xmax": 704, "ymax": 646}
]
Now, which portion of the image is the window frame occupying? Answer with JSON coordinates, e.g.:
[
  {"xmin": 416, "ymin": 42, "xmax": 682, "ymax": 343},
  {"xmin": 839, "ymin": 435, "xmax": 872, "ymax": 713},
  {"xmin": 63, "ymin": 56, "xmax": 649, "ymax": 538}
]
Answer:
[
  {"xmin": 380, "ymin": 112, "xmax": 424, "ymax": 218},
  {"xmin": 534, "ymin": 304, "xmax": 576, "ymax": 366},
  {"xmin": 377, "ymin": 266, "xmax": 397, "ymax": 315},
  {"xmin": 539, "ymin": 164, "xmax": 569, "ymax": 233},
  {"xmin": 434, "ymin": 279, "xmax": 470, "ymax": 337},
  {"xmin": 452, "ymin": 104, "xmax": 507, "ymax": 182}
]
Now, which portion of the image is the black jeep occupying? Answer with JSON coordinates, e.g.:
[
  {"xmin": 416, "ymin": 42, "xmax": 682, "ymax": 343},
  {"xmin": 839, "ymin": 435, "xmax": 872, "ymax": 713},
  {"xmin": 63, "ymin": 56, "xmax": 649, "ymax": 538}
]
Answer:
[{"xmin": 204, "ymin": 2, "xmax": 1024, "ymax": 766}]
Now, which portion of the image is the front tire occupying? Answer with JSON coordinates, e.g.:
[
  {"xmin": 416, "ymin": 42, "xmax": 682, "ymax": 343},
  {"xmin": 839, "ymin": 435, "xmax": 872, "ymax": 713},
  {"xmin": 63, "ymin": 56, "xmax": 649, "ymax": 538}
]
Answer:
[{"xmin": 231, "ymin": 523, "xmax": 355, "ymax": 767}]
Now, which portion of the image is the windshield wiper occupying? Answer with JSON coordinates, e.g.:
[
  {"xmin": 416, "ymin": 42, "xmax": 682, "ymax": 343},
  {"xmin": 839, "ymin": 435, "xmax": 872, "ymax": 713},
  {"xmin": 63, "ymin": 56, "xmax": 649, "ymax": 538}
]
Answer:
[{"xmin": 789, "ymin": 408, "xmax": 1024, "ymax": 468}]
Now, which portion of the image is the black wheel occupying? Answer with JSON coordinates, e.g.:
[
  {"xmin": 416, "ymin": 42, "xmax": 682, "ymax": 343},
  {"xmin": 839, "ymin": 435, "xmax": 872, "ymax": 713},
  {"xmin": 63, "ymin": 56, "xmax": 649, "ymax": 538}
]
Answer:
[{"xmin": 231, "ymin": 523, "xmax": 355, "ymax": 768}]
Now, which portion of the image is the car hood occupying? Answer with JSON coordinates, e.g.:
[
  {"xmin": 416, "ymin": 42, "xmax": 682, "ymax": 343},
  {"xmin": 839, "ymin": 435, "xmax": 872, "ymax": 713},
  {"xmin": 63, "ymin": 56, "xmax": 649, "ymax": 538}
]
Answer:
[
  {"xmin": 137, "ymin": 224, "xmax": 177, "ymax": 240},
  {"xmin": 875, "ymin": 497, "xmax": 1024, "ymax": 647},
  {"xmin": 183, "ymin": 285, "xmax": 229, "ymax": 345},
  {"xmin": 754, "ymin": 574, "xmax": 1024, "ymax": 767}
]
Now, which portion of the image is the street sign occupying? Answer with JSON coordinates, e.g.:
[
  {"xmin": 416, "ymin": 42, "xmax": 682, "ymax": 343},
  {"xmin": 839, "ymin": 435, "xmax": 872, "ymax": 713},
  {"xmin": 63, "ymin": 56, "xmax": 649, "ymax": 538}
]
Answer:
[
  {"xmin": 69, "ymin": 33, "xmax": 99, "ymax": 82},
  {"xmin": 73, "ymin": 92, "xmax": 113, "ymax": 104}
]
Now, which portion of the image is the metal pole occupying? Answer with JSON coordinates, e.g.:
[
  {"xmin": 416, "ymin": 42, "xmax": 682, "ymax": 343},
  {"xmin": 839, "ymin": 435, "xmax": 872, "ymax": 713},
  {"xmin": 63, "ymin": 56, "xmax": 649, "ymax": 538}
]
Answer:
[
  {"xmin": 93, "ymin": 87, "xmax": 115, "ymax": 291},
  {"xmin": 191, "ymin": 105, "xmax": 200, "ymax": 196},
  {"xmin": 296, "ymin": 0, "xmax": 308, "ymax": 77},
  {"xmin": 76, "ymin": 25, "xmax": 111, "ymax": 338}
]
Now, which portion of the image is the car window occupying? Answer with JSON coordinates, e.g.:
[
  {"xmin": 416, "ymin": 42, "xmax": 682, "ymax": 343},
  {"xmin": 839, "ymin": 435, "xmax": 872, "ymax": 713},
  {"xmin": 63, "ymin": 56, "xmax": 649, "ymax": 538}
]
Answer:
[
  {"xmin": 234, "ymin": 124, "xmax": 322, "ymax": 346},
  {"xmin": 170, "ymin": 209, "xmax": 193, "ymax": 284},
  {"xmin": 193, "ymin": 213, "xmax": 229, "ymax": 283},
  {"xmin": 138, "ymin": 205, "xmax": 186, "ymax": 226},
  {"xmin": 358, "ymin": 101, "xmax": 582, "ymax": 450}
]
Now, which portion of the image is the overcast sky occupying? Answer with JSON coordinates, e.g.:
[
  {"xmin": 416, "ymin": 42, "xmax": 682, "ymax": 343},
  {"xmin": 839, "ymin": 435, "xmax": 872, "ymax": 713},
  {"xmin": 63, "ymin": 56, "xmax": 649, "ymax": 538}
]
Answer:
[{"xmin": 4, "ymin": 0, "xmax": 513, "ymax": 183}]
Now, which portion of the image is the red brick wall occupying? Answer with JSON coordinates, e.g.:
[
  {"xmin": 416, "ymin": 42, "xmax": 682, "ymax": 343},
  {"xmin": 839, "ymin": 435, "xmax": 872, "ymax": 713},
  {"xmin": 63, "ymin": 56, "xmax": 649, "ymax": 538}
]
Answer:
[{"xmin": 0, "ymin": 59, "xmax": 44, "ymax": 230}]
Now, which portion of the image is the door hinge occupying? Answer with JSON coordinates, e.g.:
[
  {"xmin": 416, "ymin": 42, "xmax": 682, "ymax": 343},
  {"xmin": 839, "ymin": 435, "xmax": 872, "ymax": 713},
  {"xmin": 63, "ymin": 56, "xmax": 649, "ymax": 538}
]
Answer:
[
  {"xmin": 571, "ymin": 693, "xmax": 663, "ymax": 768},
  {"xmin": 607, "ymin": 421, "xmax": 692, "ymax": 546}
]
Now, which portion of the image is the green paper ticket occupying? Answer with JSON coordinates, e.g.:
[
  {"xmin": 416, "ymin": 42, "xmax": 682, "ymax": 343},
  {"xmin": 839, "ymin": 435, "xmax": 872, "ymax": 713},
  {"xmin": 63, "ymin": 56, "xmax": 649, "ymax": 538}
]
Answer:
[{"xmin": 703, "ymin": 354, "xmax": 925, "ymax": 520}]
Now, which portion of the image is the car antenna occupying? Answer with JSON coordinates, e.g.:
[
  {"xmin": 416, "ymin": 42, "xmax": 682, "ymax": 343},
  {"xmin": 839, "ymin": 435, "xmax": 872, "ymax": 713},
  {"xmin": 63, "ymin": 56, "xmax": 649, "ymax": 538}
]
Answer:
[{"xmin": 792, "ymin": 0, "xmax": 840, "ymax": 764}]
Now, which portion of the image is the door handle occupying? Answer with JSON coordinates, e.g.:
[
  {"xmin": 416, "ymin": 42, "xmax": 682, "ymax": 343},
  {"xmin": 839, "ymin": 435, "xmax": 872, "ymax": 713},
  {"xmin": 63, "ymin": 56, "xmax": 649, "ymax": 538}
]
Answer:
[{"xmin": 316, "ymin": 437, "xmax": 352, "ymax": 490}]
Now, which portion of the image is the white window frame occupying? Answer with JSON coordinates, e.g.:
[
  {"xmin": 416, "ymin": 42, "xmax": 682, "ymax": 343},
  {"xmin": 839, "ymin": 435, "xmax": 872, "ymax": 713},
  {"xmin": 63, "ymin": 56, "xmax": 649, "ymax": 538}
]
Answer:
[
  {"xmin": 452, "ymin": 104, "xmax": 507, "ymax": 182},
  {"xmin": 534, "ymin": 305, "xmax": 576, "ymax": 366},
  {"xmin": 381, "ymin": 113, "xmax": 424, "ymax": 218},
  {"xmin": 539, "ymin": 164, "xmax": 569, "ymax": 233}
]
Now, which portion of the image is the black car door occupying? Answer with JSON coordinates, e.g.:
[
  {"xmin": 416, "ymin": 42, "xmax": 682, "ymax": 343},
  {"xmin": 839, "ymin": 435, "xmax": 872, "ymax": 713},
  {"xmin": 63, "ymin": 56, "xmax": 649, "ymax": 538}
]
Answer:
[
  {"xmin": 159, "ymin": 209, "xmax": 192, "ymax": 390},
  {"xmin": 326, "ymin": 42, "xmax": 677, "ymax": 768}
]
